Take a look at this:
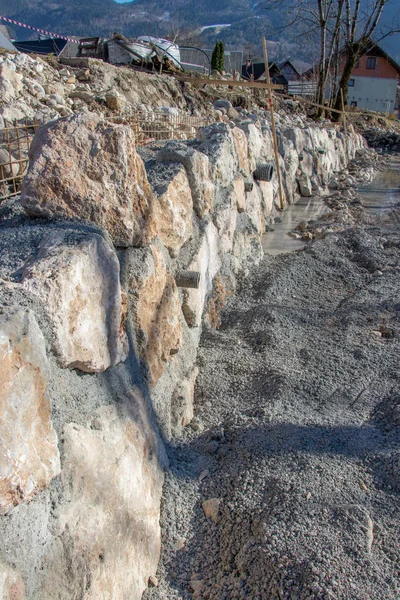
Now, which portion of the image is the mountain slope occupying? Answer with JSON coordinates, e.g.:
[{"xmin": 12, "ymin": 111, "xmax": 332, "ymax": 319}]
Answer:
[{"xmin": 1, "ymin": 0, "xmax": 399, "ymax": 64}]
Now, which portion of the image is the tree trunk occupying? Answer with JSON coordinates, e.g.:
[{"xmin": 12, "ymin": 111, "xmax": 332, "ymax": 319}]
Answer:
[
  {"xmin": 316, "ymin": 21, "xmax": 327, "ymax": 118},
  {"xmin": 332, "ymin": 44, "xmax": 360, "ymax": 122}
]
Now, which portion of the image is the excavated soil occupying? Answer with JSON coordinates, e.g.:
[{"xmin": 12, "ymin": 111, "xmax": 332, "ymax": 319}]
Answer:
[{"xmin": 144, "ymin": 172, "xmax": 400, "ymax": 599}]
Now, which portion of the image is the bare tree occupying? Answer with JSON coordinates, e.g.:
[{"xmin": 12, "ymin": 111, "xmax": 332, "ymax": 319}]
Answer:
[
  {"xmin": 166, "ymin": 22, "xmax": 202, "ymax": 47},
  {"xmin": 263, "ymin": 0, "xmax": 400, "ymax": 119},
  {"xmin": 262, "ymin": 0, "xmax": 345, "ymax": 116},
  {"xmin": 332, "ymin": 0, "xmax": 400, "ymax": 119}
]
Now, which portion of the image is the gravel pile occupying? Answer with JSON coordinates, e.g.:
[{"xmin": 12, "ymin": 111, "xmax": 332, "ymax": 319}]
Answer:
[
  {"xmin": 362, "ymin": 129, "xmax": 400, "ymax": 153},
  {"xmin": 144, "ymin": 193, "xmax": 400, "ymax": 599}
]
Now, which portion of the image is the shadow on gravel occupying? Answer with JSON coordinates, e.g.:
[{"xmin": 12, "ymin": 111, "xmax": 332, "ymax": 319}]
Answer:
[{"xmin": 158, "ymin": 415, "xmax": 399, "ymax": 599}]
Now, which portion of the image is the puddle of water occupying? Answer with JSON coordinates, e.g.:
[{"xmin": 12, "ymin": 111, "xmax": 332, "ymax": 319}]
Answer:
[
  {"xmin": 358, "ymin": 169, "xmax": 400, "ymax": 214},
  {"xmin": 263, "ymin": 166, "xmax": 400, "ymax": 256},
  {"xmin": 262, "ymin": 195, "xmax": 327, "ymax": 255}
]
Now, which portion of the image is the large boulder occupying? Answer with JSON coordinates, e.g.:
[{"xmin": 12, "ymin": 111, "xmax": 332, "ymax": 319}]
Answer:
[
  {"xmin": 0, "ymin": 309, "xmax": 60, "ymax": 515},
  {"xmin": 231, "ymin": 127, "xmax": 250, "ymax": 175},
  {"xmin": 244, "ymin": 184, "xmax": 265, "ymax": 235},
  {"xmin": 20, "ymin": 113, "xmax": 158, "ymax": 247},
  {"xmin": 157, "ymin": 142, "xmax": 215, "ymax": 219},
  {"xmin": 213, "ymin": 197, "xmax": 237, "ymax": 253},
  {"xmin": 126, "ymin": 245, "xmax": 182, "ymax": 385},
  {"xmin": 197, "ymin": 123, "xmax": 239, "ymax": 188},
  {"xmin": 231, "ymin": 175, "xmax": 246, "ymax": 213},
  {"xmin": 238, "ymin": 122, "xmax": 263, "ymax": 170},
  {"xmin": 232, "ymin": 213, "xmax": 264, "ymax": 276},
  {"xmin": 146, "ymin": 162, "xmax": 193, "ymax": 256},
  {"xmin": 22, "ymin": 232, "xmax": 128, "ymax": 373},
  {"xmin": 182, "ymin": 222, "xmax": 222, "ymax": 328},
  {"xmin": 297, "ymin": 173, "xmax": 313, "ymax": 197},
  {"xmin": 258, "ymin": 181, "xmax": 274, "ymax": 216},
  {"xmin": 39, "ymin": 400, "xmax": 164, "ymax": 600}
]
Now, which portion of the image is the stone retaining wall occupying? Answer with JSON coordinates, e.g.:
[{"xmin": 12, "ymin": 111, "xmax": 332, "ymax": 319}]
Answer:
[{"xmin": 0, "ymin": 110, "xmax": 365, "ymax": 599}]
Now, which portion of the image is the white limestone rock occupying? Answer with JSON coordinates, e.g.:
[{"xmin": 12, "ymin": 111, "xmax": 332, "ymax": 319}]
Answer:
[
  {"xmin": 20, "ymin": 113, "xmax": 158, "ymax": 247},
  {"xmin": 146, "ymin": 162, "xmax": 193, "ymax": 256},
  {"xmin": 182, "ymin": 222, "xmax": 222, "ymax": 328},
  {"xmin": 22, "ymin": 232, "xmax": 128, "ymax": 373},
  {"xmin": 0, "ymin": 309, "xmax": 60, "ymax": 515},
  {"xmin": 40, "ymin": 399, "xmax": 164, "ymax": 600},
  {"xmin": 157, "ymin": 141, "xmax": 215, "ymax": 219},
  {"xmin": 171, "ymin": 366, "xmax": 199, "ymax": 434}
]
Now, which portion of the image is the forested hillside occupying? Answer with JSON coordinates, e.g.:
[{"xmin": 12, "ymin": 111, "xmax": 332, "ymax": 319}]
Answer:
[{"xmin": 1, "ymin": 0, "xmax": 399, "ymax": 64}]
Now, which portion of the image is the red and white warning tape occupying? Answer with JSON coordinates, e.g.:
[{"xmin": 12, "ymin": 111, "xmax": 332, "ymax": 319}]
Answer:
[{"xmin": 0, "ymin": 15, "xmax": 80, "ymax": 43}]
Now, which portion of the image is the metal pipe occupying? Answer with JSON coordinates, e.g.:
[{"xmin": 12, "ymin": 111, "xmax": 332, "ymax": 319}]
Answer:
[
  {"xmin": 253, "ymin": 163, "xmax": 274, "ymax": 182},
  {"xmin": 175, "ymin": 271, "xmax": 201, "ymax": 289}
]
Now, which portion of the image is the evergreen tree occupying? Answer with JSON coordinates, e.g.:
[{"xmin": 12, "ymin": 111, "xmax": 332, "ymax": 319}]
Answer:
[
  {"xmin": 217, "ymin": 40, "xmax": 225, "ymax": 73},
  {"xmin": 211, "ymin": 41, "xmax": 220, "ymax": 72}
]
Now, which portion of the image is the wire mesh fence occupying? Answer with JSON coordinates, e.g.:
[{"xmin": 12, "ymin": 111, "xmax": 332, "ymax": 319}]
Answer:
[
  {"xmin": 0, "ymin": 111, "xmax": 211, "ymax": 201},
  {"xmin": 114, "ymin": 110, "xmax": 212, "ymax": 145},
  {"xmin": 0, "ymin": 118, "xmax": 40, "ymax": 202}
]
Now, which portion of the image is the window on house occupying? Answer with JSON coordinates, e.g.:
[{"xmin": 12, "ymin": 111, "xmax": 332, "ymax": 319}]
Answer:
[
  {"xmin": 349, "ymin": 79, "xmax": 355, "ymax": 87},
  {"xmin": 351, "ymin": 101, "xmax": 357, "ymax": 108},
  {"xmin": 366, "ymin": 57, "xmax": 376, "ymax": 69},
  {"xmin": 354, "ymin": 60, "xmax": 359, "ymax": 68}
]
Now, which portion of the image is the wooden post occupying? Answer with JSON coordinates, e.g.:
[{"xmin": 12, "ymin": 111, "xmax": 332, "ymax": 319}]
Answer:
[
  {"xmin": 262, "ymin": 36, "xmax": 284, "ymax": 211},
  {"xmin": 340, "ymin": 88, "xmax": 349, "ymax": 166}
]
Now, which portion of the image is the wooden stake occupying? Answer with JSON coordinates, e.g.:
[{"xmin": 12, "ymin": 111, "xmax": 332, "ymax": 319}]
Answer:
[
  {"xmin": 340, "ymin": 89, "xmax": 349, "ymax": 165},
  {"xmin": 262, "ymin": 36, "xmax": 284, "ymax": 211}
]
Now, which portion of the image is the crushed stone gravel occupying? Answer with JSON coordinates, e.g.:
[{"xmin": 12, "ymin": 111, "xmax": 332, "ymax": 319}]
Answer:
[{"xmin": 143, "ymin": 176, "xmax": 400, "ymax": 600}]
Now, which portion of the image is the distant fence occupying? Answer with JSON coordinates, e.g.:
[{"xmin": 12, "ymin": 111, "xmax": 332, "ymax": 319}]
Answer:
[
  {"xmin": 113, "ymin": 110, "xmax": 212, "ymax": 146},
  {"xmin": 288, "ymin": 80, "xmax": 318, "ymax": 99},
  {"xmin": 0, "ymin": 118, "xmax": 40, "ymax": 202},
  {"xmin": 180, "ymin": 48, "xmax": 243, "ymax": 75}
]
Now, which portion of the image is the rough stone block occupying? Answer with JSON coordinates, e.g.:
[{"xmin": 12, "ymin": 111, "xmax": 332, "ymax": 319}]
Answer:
[
  {"xmin": 244, "ymin": 184, "xmax": 265, "ymax": 235},
  {"xmin": 297, "ymin": 174, "xmax": 313, "ymax": 197},
  {"xmin": 232, "ymin": 213, "xmax": 263, "ymax": 275},
  {"xmin": 21, "ymin": 113, "xmax": 158, "ymax": 247},
  {"xmin": 197, "ymin": 122, "xmax": 239, "ymax": 188},
  {"xmin": 146, "ymin": 162, "xmax": 193, "ymax": 255},
  {"xmin": 22, "ymin": 232, "xmax": 128, "ymax": 373},
  {"xmin": 232, "ymin": 127, "xmax": 250, "ymax": 175},
  {"xmin": 182, "ymin": 222, "xmax": 222, "ymax": 328},
  {"xmin": 258, "ymin": 181, "xmax": 274, "ymax": 217},
  {"xmin": 238, "ymin": 122, "xmax": 263, "ymax": 170},
  {"xmin": 0, "ymin": 66, "xmax": 23, "ymax": 102},
  {"xmin": 0, "ymin": 309, "xmax": 60, "ymax": 515},
  {"xmin": 40, "ymin": 400, "xmax": 163, "ymax": 600},
  {"xmin": 231, "ymin": 175, "xmax": 246, "ymax": 213},
  {"xmin": 0, "ymin": 562, "xmax": 26, "ymax": 599},
  {"xmin": 213, "ymin": 198, "xmax": 237, "ymax": 253},
  {"xmin": 156, "ymin": 141, "xmax": 215, "ymax": 219},
  {"xmin": 126, "ymin": 245, "xmax": 182, "ymax": 385}
]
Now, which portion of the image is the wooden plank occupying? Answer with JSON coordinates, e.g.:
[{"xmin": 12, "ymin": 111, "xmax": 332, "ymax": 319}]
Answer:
[
  {"xmin": 173, "ymin": 75, "xmax": 284, "ymax": 90},
  {"xmin": 283, "ymin": 89, "xmax": 383, "ymax": 121},
  {"xmin": 262, "ymin": 36, "xmax": 284, "ymax": 211}
]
